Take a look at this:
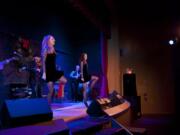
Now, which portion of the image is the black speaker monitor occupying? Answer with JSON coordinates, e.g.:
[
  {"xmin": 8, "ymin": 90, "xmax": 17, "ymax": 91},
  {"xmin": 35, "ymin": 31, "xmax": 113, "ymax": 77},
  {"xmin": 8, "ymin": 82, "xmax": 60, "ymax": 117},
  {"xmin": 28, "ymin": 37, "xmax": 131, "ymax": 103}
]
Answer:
[
  {"xmin": 1, "ymin": 98, "xmax": 53, "ymax": 128},
  {"xmin": 87, "ymin": 100, "xmax": 105, "ymax": 117}
]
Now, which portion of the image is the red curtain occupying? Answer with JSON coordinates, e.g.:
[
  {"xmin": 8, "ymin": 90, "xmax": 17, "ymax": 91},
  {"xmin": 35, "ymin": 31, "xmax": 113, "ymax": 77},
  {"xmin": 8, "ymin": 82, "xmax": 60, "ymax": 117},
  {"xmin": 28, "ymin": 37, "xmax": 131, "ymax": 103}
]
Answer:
[{"xmin": 100, "ymin": 32, "xmax": 109, "ymax": 97}]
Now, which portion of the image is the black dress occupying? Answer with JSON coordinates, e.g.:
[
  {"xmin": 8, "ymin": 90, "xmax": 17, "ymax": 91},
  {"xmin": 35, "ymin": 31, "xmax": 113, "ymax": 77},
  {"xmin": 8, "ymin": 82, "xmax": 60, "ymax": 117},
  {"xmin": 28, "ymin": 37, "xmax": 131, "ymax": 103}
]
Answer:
[
  {"xmin": 45, "ymin": 53, "xmax": 64, "ymax": 82},
  {"xmin": 80, "ymin": 63, "xmax": 91, "ymax": 83}
]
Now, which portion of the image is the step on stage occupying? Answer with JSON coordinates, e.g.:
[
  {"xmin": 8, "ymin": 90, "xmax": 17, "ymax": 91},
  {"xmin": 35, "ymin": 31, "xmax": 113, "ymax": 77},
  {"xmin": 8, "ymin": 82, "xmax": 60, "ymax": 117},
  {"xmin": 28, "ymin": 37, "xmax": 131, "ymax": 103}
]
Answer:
[{"xmin": 0, "ymin": 99, "xmax": 133, "ymax": 135}]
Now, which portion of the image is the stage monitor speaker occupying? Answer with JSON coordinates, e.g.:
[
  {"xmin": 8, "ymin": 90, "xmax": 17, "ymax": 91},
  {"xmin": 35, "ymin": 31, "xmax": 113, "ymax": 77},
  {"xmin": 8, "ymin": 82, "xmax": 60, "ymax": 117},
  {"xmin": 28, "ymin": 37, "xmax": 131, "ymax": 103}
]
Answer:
[
  {"xmin": 123, "ymin": 73, "xmax": 137, "ymax": 96},
  {"xmin": 87, "ymin": 100, "xmax": 105, "ymax": 117},
  {"xmin": 1, "ymin": 98, "xmax": 53, "ymax": 128}
]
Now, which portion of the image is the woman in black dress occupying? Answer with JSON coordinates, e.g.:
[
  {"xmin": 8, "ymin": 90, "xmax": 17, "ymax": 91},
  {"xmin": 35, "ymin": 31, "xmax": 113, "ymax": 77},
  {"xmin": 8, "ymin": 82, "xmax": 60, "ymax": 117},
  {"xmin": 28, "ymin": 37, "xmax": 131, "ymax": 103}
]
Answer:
[
  {"xmin": 41, "ymin": 35, "xmax": 67, "ymax": 104},
  {"xmin": 80, "ymin": 53, "xmax": 99, "ymax": 107}
]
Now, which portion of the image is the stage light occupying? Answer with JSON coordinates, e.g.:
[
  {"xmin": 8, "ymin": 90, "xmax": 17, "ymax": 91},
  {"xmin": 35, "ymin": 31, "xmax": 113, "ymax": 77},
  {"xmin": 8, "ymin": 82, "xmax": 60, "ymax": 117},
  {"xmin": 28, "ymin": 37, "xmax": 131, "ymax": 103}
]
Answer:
[{"xmin": 169, "ymin": 40, "xmax": 174, "ymax": 45}]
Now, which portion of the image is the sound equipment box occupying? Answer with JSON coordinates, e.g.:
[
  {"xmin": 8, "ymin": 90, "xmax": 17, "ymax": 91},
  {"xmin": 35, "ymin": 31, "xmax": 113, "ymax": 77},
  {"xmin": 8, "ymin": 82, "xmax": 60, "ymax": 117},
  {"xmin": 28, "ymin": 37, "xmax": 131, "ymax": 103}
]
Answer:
[
  {"xmin": 1, "ymin": 98, "xmax": 53, "ymax": 128},
  {"xmin": 124, "ymin": 96, "xmax": 142, "ymax": 119},
  {"xmin": 123, "ymin": 73, "xmax": 137, "ymax": 96}
]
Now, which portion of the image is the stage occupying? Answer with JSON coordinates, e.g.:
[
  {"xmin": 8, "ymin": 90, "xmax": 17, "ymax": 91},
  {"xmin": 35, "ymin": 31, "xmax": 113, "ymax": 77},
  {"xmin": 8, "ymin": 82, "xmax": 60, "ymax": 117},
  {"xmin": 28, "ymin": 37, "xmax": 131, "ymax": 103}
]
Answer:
[
  {"xmin": 0, "ymin": 100, "xmax": 131, "ymax": 135},
  {"xmin": 51, "ymin": 101, "xmax": 88, "ymax": 122}
]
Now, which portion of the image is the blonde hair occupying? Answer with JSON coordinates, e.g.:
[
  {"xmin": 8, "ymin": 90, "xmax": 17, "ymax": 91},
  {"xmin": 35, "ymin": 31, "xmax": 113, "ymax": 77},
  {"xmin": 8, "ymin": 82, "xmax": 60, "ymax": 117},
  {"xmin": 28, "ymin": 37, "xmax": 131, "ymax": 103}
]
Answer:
[{"xmin": 41, "ymin": 35, "xmax": 53, "ymax": 57}]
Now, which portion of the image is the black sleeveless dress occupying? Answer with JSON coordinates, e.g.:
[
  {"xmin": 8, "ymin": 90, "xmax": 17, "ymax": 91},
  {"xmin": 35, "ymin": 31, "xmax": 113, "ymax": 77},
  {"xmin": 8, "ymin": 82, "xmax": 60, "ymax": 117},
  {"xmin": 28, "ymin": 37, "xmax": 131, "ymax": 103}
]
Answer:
[
  {"xmin": 80, "ymin": 63, "xmax": 91, "ymax": 83},
  {"xmin": 45, "ymin": 53, "xmax": 64, "ymax": 82}
]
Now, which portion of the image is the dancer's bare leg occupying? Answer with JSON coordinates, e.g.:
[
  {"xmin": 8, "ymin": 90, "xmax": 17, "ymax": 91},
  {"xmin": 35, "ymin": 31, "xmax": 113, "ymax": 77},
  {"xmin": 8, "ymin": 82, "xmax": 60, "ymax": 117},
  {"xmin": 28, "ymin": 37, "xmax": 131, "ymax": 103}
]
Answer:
[
  {"xmin": 83, "ymin": 82, "xmax": 88, "ymax": 107},
  {"xmin": 90, "ymin": 76, "xmax": 99, "ymax": 89},
  {"xmin": 47, "ymin": 82, "xmax": 54, "ymax": 104}
]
